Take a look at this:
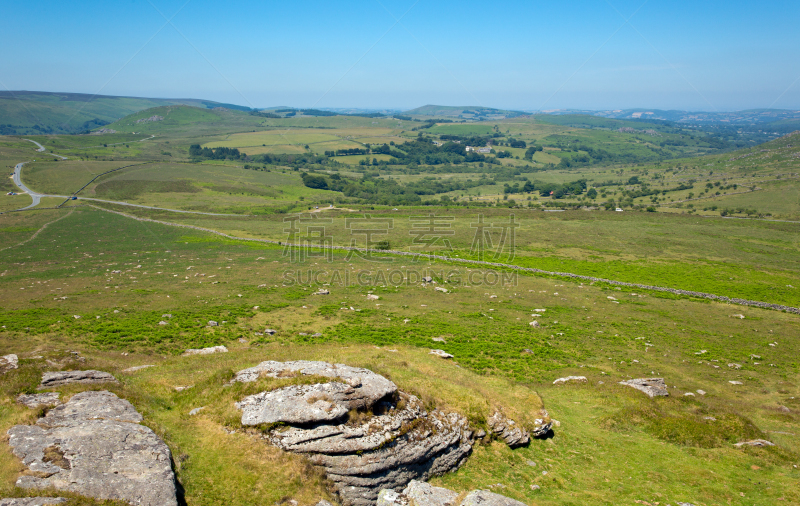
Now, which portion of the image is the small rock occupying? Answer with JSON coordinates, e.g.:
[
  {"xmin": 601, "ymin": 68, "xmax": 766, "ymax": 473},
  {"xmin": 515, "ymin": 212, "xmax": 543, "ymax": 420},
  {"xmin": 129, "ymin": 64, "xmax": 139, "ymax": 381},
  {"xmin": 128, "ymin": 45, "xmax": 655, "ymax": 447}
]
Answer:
[
  {"xmin": 728, "ymin": 363, "xmax": 742, "ymax": 369},
  {"xmin": 39, "ymin": 370, "xmax": 117, "ymax": 389},
  {"xmin": 734, "ymin": 439, "xmax": 774, "ymax": 447},
  {"xmin": 207, "ymin": 320, "xmax": 218, "ymax": 327},
  {"xmin": 730, "ymin": 314, "xmax": 745, "ymax": 319},
  {"xmin": 619, "ymin": 378, "xmax": 668, "ymax": 398},
  {"xmin": 122, "ymin": 365, "xmax": 154, "ymax": 373},
  {"xmin": 461, "ymin": 490, "xmax": 528, "ymax": 506},
  {"xmin": 696, "ymin": 389, "xmax": 706, "ymax": 395},
  {"xmin": 488, "ymin": 412, "xmax": 531, "ymax": 448},
  {"xmin": 264, "ymin": 329, "xmax": 277, "ymax": 335},
  {"xmin": 174, "ymin": 385, "xmax": 193, "ymax": 392},
  {"xmin": 430, "ymin": 349, "xmax": 453, "ymax": 359},
  {"xmin": 684, "ymin": 392, "xmax": 695, "ymax": 397},
  {"xmin": 729, "ymin": 380, "xmax": 743, "ymax": 385},
  {"xmin": 553, "ymin": 376, "xmax": 587, "ymax": 385},
  {"xmin": 189, "ymin": 407, "xmax": 206, "ymax": 416},
  {"xmin": 161, "ymin": 314, "xmax": 172, "ymax": 319},
  {"xmin": 315, "ymin": 289, "xmax": 330, "ymax": 295},
  {"xmin": 366, "ymin": 294, "xmax": 380, "ymax": 300},
  {"xmin": 435, "ymin": 287, "xmax": 449, "ymax": 293},
  {"xmin": 422, "ymin": 276, "xmax": 433, "ymax": 283},
  {"xmin": 182, "ymin": 346, "xmax": 228, "ymax": 356},
  {"xmin": 530, "ymin": 484, "xmax": 541, "ymax": 491},
  {"xmin": 778, "ymin": 405, "xmax": 791, "ymax": 413},
  {"xmin": 529, "ymin": 321, "xmax": 540, "ymax": 328},
  {"xmin": 312, "ymin": 333, "xmax": 323, "ymax": 338},
  {"xmin": 0, "ymin": 354, "xmax": 19, "ymax": 374},
  {"xmin": 158, "ymin": 321, "xmax": 168, "ymax": 326},
  {"xmin": 432, "ymin": 337, "xmax": 446, "ymax": 343},
  {"xmin": 315, "ymin": 501, "xmax": 334, "ymax": 506},
  {"xmin": 17, "ymin": 392, "xmax": 60, "ymax": 409},
  {"xmin": 238, "ymin": 338, "xmax": 247, "ymax": 344}
]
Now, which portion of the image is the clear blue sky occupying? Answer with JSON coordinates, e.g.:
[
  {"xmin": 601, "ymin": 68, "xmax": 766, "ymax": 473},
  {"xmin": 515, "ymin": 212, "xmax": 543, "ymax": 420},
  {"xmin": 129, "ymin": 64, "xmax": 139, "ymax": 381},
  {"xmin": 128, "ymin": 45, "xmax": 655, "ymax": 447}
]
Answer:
[{"xmin": 3, "ymin": 0, "xmax": 799, "ymax": 111}]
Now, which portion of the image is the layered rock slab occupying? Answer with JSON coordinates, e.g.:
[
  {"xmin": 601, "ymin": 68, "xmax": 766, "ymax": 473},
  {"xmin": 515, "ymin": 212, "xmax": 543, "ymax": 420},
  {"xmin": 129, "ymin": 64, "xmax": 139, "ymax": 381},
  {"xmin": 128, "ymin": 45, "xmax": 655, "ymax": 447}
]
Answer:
[
  {"xmin": 235, "ymin": 361, "xmax": 472, "ymax": 506},
  {"xmin": 232, "ymin": 360, "xmax": 397, "ymax": 410},
  {"xmin": 619, "ymin": 378, "xmax": 669, "ymax": 398},
  {"xmin": 38, "ymin": 370, "xmax": 116, "ymax": 389},
  {"xmin": 7, "ymin": 391, "xmax": 177, "ymax": 506}
]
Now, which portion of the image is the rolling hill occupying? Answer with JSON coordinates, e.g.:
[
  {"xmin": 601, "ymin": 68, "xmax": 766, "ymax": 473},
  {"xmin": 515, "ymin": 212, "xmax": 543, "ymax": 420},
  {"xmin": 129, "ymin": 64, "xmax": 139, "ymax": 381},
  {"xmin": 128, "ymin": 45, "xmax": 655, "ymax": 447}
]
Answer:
[{"xmin": 0, "ymin": 90, "xmax": 252, "ymax": 136}]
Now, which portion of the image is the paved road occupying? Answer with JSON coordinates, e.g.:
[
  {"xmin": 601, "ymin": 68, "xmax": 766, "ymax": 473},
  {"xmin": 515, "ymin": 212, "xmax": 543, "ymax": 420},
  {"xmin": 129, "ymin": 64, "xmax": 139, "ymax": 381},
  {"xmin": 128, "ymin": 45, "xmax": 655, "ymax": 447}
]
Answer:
[
  {"xmin": 12, "ymin": 162, "xmax": 42, "ymax": 210},
  {"xmin": 24, "ymin": 139, "xmax": 68, "ymax": 159},
  {"xmin": 9, "ymin": 161, "xmax": 242, "ymax": 216}
]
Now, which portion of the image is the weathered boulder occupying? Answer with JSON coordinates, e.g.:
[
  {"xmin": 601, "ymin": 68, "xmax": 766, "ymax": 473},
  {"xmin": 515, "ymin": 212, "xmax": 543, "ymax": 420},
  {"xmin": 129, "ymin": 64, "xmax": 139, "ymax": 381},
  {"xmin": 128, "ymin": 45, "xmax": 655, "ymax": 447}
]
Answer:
[
  {"xmin": 7, "ymin": 391, "xmax": 177, "ymax": 506},
  {"xmin": 182, "ymin": 345, "xmax": 228, "ymax": 356},
  {"xmin": 0, "ymin": 354, "xmax": 19, "ymax": 374},
  {"xmin": 553, "ymin": 376, "xmax": 587, "ymax": 385},
  {"xmin": 377, "ymin": 482, "xmax": 526, "ymax": 506},
  {"xmin": 236, "ymin": 361, "xmax": 472, "ymax": 506},
  {"xmin": 232, "ymin": 360, "xmax": 397, "ymax": 411},
  {"xmin": 0, "ymin": 499, "xmax": 65, "ymax": 506},
  {"xmin": 619, "ymin": 378, "xmax": 668, "ymax": 398},
  {"xmin": 17, "ymin": 393, "xmax": 60, "ymax": 409},
  {"xmin": 488, "ymin": 412, "xmax": 530, "ymax": 448},
  {"xmin": 461, "ymin": 490, "xmax": 527, "ymax": 506},
  {"xmin": 377, "ymin": 480, "xmax": 458, "ymax": 506},
  {"xmin": 38, "ymin": 370, "xmax": 116, "ymax": 389},
  {"xmin": 237, "ymin": 383, "xmax": 350, "ymax": 425}
]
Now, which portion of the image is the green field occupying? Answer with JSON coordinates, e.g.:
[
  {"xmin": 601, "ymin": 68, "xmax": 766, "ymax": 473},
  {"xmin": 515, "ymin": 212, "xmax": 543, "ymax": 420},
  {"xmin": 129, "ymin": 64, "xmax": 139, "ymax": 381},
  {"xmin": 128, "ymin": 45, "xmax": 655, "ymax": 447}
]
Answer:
[{"xmin": 1, "ymin": 104, "xmax": 799, "ymax": 506}]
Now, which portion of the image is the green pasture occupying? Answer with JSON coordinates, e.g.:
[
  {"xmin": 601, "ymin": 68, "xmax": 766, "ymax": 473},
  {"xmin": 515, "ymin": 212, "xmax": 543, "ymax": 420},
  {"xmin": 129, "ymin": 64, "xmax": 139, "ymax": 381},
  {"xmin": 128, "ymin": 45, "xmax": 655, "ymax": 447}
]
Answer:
[{"xmin": 0, "ymin": 206, "xmax": 797, "ymax": 505}]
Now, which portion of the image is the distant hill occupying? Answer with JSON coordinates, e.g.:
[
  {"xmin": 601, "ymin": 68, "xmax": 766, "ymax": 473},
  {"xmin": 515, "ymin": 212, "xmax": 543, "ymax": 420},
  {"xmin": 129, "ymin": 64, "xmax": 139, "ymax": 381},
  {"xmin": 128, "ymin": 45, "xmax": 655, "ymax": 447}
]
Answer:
[
  {"xmin": 539, "ymin": 108, "xmax": 800, "ymax": 126},
  {"xmin": 0, "ymin": 91, "xmax": 252, "ymax": 135},
  {"xmin": 403, "ymin": 104, "xmax": 525, "ymax": 120}
]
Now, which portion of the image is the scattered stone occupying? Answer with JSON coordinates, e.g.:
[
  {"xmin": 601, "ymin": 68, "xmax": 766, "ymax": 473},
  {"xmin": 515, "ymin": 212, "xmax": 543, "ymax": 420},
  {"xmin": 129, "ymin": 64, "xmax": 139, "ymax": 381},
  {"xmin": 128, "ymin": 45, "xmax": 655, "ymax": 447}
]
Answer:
[
  {"xmin": 189, "ymin": 407, "xmax": 206, "ymax": 416},
  {"xmin": 729, "ymin": 381, "xmax": 743, "ymax": 385},
  {"xmin": 174, "ymin": 385, "xmax": 193, "ymax": 392},
  {"xmin": 264, "ymin": 329, "xmax": 277, "ymax": 335},
  {"xmin": 0, "ymin": 499, "xmax": 66, "ymax": 506},
  {"xmin": 404, "ymin": 480, "xmax": 459, "ymax": 506},
  {"xmin": 238, "ymin": 338, "xmax": 247, "ymax": 344},
  {"xmin": 730, "ymin": 314, "xmax": 745, "ymax": 319},
  {"xmin": 315, "ymin": 289, "xmax": 330, "ymax": 295},
  {"xmin": 696, "ymin": 389, "xmax": 706, "ymax": 395},
  {"xmin": 526, "ymin": 460, "xmax": 536, "ymax": 467},
  {"xmin": 158, "ymin": 321, "xmax": 168, "ymax": 326},
  {"xmin": 435, "ymin": 287, "xmax": 449, "ymax": 293},
  {"xmin": 684, "ymin": 392, "xmax": 695, "ymax": 397},
  {"xmin": 422, "ymin": 276, "xmax": 433, "ymax": 283},
  {"xmin": 316, "ymin": 501, "xmax": 334, "ymax": 506},
  {"xmin": 529, "ymin": 321, "xmax": 540, "ymax": 328},
  {"xmin": 553, "ymin": 376, "xmax": 587, "ymax": 385},
  {"xmin": 676, "ymin": 503, "xmax": 696, "ymax": 506},
  {"xmin": 38, "ymin": 370, "xmax": 116, "ymax": 389},
  {"xmin": 728, "ymin": 363, "xmax": 742, "ymax": 369},
  {"xmin": 182, "ymin": 346, "xmax": 228, "ymax": 356},
  {"xmin": 378, "ymin": 482, "xmax": 525, "ymax": 506},
  {"xmin": 312, "ymin": 333, "xmax": 323, "ymax": 338},
  {"xmin": 122, "ymin": 365, "xmax": 154, "ymax": 373},
  {"xmin": 161, "ymin": 314, "xmax": 172, "ymax": 319},
  {"xmin": 530, "ymin": 484, "xmax": 540, "ymax": 491},
  {"xmin": 17, "ymin": 392, "xmax": 60, "ymax": 409},
  {"xmin": 207, "ymin": 320, "xmax": 219, "ymax": 327},
  {"xmin": 734, "ymin": 439, "xmax": 774, "ymax": 447},
  {"xmin": 0, "ymin": 354, "xmax": 19, "ymax": 374},
  {"xmin": 7, "ymin": 391, "xmax": 177, "ymax": 506},
  {"xmin": 366, "ymin": 294, "xmax": 380, "ymax": 300},
  {"xmin": 488, "ymin": 412, "xmax": 530, "ymax": 448},
  {"xmin": 136, "ymin": 115, "xmax": 163, "ymax": 124},
  {"xmin": 778, "ymin": 405, "xmax": 791, "ymax": 413},
  {"xmin": 432, "ymin": 337, "xmax": 446, "ymax": 343},
  {"xmin": 430, "ymin": 349, "xmax": 453, "ymax": 359},
  {"xmin": 619, "ymin": 378, "xmax": 669, "ymax": 398}
]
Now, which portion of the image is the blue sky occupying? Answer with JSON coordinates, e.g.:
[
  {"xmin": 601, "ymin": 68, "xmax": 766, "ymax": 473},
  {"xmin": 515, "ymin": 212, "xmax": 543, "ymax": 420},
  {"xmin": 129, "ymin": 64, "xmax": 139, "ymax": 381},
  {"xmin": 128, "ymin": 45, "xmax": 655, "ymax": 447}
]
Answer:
[{"xmin": 2, "ymin": 0, "xmax": 799, "ymax": 111}]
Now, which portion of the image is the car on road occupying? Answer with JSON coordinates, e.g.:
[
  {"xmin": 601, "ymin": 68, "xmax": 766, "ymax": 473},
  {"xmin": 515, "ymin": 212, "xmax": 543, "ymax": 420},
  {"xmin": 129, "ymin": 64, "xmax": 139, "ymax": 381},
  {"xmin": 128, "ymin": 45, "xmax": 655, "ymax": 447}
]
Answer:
[{"xmin": 71, "ymin": 196, "xmax": 78, "ymax": 200}]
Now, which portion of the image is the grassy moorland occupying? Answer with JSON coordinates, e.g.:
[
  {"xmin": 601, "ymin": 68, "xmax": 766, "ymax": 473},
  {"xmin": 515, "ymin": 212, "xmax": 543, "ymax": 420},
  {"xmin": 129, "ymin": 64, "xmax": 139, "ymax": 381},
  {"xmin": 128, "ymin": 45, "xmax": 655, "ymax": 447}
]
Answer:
[
  {"xmin": 0, "ymin": 207, "xmax": 797, "ymax": 506},
  {"xmin": 1, "ymin": 105, "xmax": 799, "ymax": 506}
]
